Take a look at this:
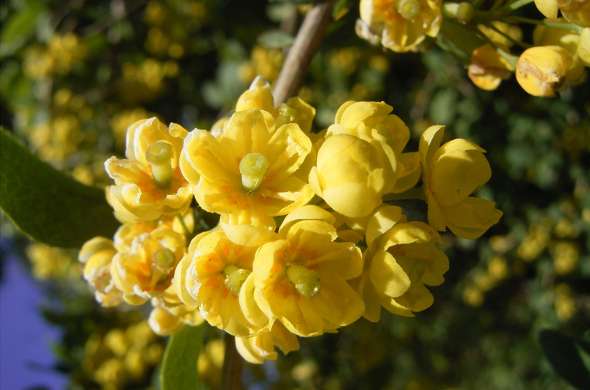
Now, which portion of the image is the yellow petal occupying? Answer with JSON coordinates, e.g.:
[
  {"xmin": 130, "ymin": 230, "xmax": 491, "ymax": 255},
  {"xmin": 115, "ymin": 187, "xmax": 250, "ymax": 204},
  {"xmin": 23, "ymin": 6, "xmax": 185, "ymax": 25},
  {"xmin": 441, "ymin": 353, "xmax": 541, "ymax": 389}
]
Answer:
[
  {"xmin": 369, "ymin": 250, "xmax": 411, "ymax": 298},
  {"xmin": 444, "ymin": 197, "xmax": 503, "ymax": 239},
  {"xmin": 365, "ymin": 205, "xmax": 405, "ymax": 246}
]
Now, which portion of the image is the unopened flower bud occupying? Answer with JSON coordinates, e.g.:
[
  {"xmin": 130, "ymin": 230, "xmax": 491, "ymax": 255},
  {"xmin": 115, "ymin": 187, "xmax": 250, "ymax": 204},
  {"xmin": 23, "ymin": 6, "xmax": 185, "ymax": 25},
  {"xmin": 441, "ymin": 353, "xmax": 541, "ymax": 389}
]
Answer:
[{"xmin": 516, "ymin": 45, "xmax": 573, "ymax": 97}]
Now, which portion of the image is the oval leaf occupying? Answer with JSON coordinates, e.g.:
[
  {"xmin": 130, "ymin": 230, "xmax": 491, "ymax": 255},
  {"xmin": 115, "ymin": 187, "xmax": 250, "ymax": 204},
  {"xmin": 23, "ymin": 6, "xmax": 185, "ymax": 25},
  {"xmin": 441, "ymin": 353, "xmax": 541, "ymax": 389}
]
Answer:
[
  {"xmin": 160, "ymin": 325, "xmax": 205, "ymax": 390},
  {"xmin": 539, "ymin": 329, "xmax": 590, "ymax": 389},
  {"xmin": 0, "ymin": 127, "xmax": 118, "ymax": 247}
]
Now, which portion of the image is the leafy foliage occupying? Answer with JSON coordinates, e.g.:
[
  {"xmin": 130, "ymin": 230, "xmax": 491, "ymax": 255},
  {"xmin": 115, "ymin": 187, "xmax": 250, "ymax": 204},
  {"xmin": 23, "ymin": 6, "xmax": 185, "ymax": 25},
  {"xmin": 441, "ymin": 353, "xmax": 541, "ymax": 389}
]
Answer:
[{"xmin": 160, "ymin": 325, "xmax": 206, "ymax": 390}]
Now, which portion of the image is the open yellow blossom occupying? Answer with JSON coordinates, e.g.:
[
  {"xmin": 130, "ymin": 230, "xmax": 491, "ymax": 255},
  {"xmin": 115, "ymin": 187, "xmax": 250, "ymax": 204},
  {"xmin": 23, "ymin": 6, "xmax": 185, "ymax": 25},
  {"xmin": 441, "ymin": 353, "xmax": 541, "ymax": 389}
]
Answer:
[
  {"xmin": 174, "ymin": 227, "xmax": 271, "ymax": 336},
  {"xmin": 420, "ymin": 125, "xmax": 502, "ymax": 239},
  {"xmin": 248, "ymin": 217, "xmax": 364, "ymax": 337},
  {"xmin": 180, "ymin": 81, "xmax": 314, "ymax": 222},
  {"xmin": 357, "ymin": 0, "xmax": 442, "ymax": 52},
  {"xmin": 105, "ymin": 117, "xmax": 192, "ymax": 223},
  {"xmin": 360, "ymin": 209, "xmax": 449, "ymax": 320},
  {"xmin": 235, "ymin": 322, "xmax": 299, "ymax": 364},
  {"xmin": 111, "ymin": 225, "xmax": 186, "ymax": 304},
  {"xmin": 79, "ymin": 237, "xmax": 123, "ymax": 307},
  {"xmin": 468, "ymin": 44, "xmax": 514, "ymax": 91},
  {"xmin": 310, "ymin": 101, "xmax": 420, "ymax": 218}
]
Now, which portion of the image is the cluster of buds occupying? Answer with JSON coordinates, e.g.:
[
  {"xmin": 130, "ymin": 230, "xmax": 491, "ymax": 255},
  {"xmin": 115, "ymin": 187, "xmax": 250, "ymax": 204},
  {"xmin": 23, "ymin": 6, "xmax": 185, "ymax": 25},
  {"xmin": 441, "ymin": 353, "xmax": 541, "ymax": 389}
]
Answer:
[
  {"xmin": 80, "ymin": 77, "xmax": 501, "ymax": 364},
  {"xmin": 356, "ymin": 0, "xmax": 590, "ymax": 97}
]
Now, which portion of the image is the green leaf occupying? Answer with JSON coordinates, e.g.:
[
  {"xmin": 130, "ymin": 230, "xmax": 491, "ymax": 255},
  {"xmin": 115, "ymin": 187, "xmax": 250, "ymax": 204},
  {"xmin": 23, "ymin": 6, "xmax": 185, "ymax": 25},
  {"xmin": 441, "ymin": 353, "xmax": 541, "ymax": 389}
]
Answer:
[
  {"xmin": 539, "ymin": 329, "xmax": 590, "ymax": 389},
  {"xmin": 436, "ymin": 20, "xmax": 485, "ymax": 63},
  {"xmin": 0, "ymin": 127, "xmax": 118, "ymax": 248},
  {"xmin": 160, "ymin": 325, "xmax": 205, "ymax": 390},
  {"xmin": 258, "ymin": 30, "xmax": 294, "ymax": 49},
  {"xmin": 0, "ymin": 1, "xmax": 46, "ymax": 57}
]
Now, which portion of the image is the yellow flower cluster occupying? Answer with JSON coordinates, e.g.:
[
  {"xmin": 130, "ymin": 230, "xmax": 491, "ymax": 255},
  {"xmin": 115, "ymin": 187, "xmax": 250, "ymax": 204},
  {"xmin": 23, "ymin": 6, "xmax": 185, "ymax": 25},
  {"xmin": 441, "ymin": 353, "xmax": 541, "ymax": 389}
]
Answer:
[
  {"xmin": 80, "ymin": 77, "xmax": 501, "ymax": 364},
  {"xmin": 83, "ymin": 321, "xmax": 163, "ymax": 389},
  {"xmin": 27, "ymin": 243, "xmax": 80, "ymax": 280},
  {"xmin": 24, "ymin": 33, "xmax": 87, "ymax": 79}
]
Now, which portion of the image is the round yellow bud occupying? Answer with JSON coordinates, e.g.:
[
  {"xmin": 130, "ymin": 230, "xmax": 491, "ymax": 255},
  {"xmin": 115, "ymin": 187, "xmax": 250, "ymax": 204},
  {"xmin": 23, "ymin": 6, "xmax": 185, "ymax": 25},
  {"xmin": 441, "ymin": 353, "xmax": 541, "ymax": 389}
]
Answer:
[{"xmin": 516, "ymin": 46, "xmax": 573, "ymax": 97}]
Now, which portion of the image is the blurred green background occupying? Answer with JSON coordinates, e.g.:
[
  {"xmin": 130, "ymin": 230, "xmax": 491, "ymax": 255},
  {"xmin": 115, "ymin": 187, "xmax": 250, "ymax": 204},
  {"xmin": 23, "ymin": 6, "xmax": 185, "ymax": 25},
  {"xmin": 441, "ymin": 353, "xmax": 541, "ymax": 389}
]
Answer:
[{"xmin": 0, "ymin": 0, "xmax": 589, "ymax": 389}]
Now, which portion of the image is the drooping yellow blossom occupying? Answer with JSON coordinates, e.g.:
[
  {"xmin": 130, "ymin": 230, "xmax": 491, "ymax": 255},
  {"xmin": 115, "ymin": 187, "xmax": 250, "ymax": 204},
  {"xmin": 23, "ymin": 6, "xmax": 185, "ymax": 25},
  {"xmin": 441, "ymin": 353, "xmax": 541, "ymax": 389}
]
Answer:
[
  {"xmin": 174, "ymin": 227, "xmax": 271, "ymax": 336},
  {"xmin": 246, "ymin": 215, "xmax": 364, "ymax": 337},
  {"xmin": 310, "ymin": 101, "xmax": 420, "ymax": 218},
  {"xmin": 111, "ymin": 225, "xmax": 186, "ymax": 304},
  {"xmin": 79, "ymin": 237, "xmax": 123, "ymax": 307},
  {"xmin": 105, "ymin": 117, "xmax": 192, "ymax": 223},
  {"xmin": 235, "ymin": 322, "xmax": 300, "ymax": 364},
  {"xmin": 468, "ymin": 44, "xmax": 514, "ymax": 91},
  {"xmin": 515, "ymin": 45, "xmax": 579, "ymax": 97},
  {"xmin": 357, "ymin": 0, "xmax": 442, "ymax": 53},
  {"xmin": 360, "ymin": 206, "xmax": 449, "ymax": 320},
  {"xmin": 420, "ymin": 125, "xmax": 502, "ymax": 239},
  {"xmin": 180, "ymin": 79, "xmax": 314, "ymax": 223}
]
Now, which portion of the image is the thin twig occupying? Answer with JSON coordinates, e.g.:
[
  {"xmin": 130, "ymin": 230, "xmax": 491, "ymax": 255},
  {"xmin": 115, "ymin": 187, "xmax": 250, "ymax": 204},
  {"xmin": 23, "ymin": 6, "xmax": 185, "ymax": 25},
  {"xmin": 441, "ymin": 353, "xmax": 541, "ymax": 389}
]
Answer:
[
  {"xmin": 273, "ymin": 2, "xmax": 334, "ymax": 105},
  {"xmin": 221, "ymin": 333, "xmax": 243, "ymax": 390}
]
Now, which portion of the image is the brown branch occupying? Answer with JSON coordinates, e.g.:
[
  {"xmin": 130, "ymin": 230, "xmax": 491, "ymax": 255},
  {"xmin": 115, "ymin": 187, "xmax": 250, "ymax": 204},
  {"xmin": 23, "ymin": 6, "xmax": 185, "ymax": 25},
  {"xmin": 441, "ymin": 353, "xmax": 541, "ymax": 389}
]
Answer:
[
  {"xmin": 273, "ymin": 2, "xmax": 333, "ymax": 105},
  {"xmin": 221, "ymin": 333, "xmax": 243, "ymax": 390}
]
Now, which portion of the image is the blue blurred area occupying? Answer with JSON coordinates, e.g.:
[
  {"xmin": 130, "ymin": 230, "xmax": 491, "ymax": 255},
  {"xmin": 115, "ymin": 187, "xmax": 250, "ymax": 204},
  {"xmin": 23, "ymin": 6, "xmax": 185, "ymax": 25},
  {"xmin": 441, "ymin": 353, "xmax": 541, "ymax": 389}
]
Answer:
[{"xmin": 0, "ymin": 239, "xmax": 67, "ymax": 390}]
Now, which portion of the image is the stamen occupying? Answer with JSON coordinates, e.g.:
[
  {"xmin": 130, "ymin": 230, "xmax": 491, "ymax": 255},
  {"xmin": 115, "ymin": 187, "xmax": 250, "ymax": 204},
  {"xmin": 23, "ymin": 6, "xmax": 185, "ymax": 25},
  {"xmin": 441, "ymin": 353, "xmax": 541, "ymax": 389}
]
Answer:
[
  {"xmin": 239, "ymin": 152, "xmax": 269, "ymax": 192},
  {"xmin": 397, "ymin": 0, "xmax": 421, "ymax": 20},
  {"xmin": 223, "ymin": 265, "xmax": 250, "ymax": 294},
  {"xmin": 287, "ymin": 264, "xmax": 320, "ymax": 298}
]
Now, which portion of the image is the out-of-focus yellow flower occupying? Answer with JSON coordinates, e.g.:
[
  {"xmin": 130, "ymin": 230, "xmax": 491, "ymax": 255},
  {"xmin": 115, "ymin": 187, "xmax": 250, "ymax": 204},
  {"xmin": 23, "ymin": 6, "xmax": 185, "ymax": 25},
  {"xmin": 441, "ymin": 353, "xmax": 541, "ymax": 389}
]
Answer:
[
  {"xmin": 174, "ymin": 227, "xmax": 271, "ymax": 336},
  {"xmin": 30, "ymin": 116, "xmax": 82, "ymax": 164},
  {"xmin": 105, "ymin": 117, "xmax": 192, "ymax": 223},
  {"xmin": 554, "ymin": 283, "xmax": 576, "ymax": 320},
  {"xmin": 235, "ymin": 322, "xmax": 299, "ymax": 364},
  {"xmin": 111, "ymin": 225, "xmax": 186, "ymax": 304},
  {"xmin": 197, "ymin": 339, "xmax": 225, "ymax": 389},
  {"xmin": 478, "ymin": 22, "xmax": 523, "ymax": 50},
  {"xmin": 27, "ymin": 243, "xmax": 79, "ymax": 280},
  {"xmin": 578, "ymin": 28, "xmax": 590, "ymax": 64},
  {"xmin": 23, "ymin": 33, "xmax": 86, "ymax": 79},
  {"xmin": 551, "ymin": 241, "xmax": 579, "ymax": 274},
  {"xmin": 554, "ymin": 218, "xmax": 578, "ymax": 237},
  {"xmin": 559, "ymin": 0, "xmax": 590, "ymax": 27},
  {"xmin": 239, "ymin": 47, "xmax": 284, "ymax": 84},
  {"xmin": 180, "ymin": 79, "xmax": 314, "ymax": 223},
  {"xmin": 247, "ymin": 216, "xmax": 364, "ymax": 337},
  {"xmin": 420, "ymin": 125, "xmax": 502, "ymax": 239},
  {"xmin": 517, "ymin": 222, "xmax": 551, "ymax": 260},
  {"xmin": 515, "ymin": 45, "xmax": 580, "ymax": 97},
  {"xmin": 310, "ymin": 101, "xmax": 420, "ymax": 218},
  {"xmin": 361, "ymin": 208, "xmax": 449, "ymax": 320},
  {"xmin": 463, "ymin": 285, "xmax": 484, "ymax": 307},
  {"xmin": 488, "ymin": 256, "xmax": 508, "ymax": 281},
  {"xmin": 79, "ymin": 237, "xmax": 123, "ymax": 307},
  {"xmin": 357, "ymin": 0, "xmax": 442, "ymax": 52},
  {"xmin": 468, "ymin": 44, "xmax": 514, "ymax": 91}
]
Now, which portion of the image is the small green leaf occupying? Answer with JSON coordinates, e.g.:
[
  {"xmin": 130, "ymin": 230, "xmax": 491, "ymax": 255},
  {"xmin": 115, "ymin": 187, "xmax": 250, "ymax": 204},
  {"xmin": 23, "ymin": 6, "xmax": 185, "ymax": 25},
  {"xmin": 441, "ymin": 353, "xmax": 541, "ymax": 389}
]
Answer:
[
  {"xmin": 258, "ymin": 30, "xmax": 294, "ymax": 49},
  {"xmin": 0, "ymin": 1, "xmax": 46, "ymax": 57},
  {"xmin": 0, "ymin": 128, "xmax": 118, "ymax": 248},
  {"xmin": 436, "ymin": 20, "xmax": 485, "ymax": 63},
  {"xmin": 160, "ymin": 325, "xmax": 205, "ymax": 390},
  {"xmin": 539, "ymin": 329, "xmax": 590, "ymax": 389}
]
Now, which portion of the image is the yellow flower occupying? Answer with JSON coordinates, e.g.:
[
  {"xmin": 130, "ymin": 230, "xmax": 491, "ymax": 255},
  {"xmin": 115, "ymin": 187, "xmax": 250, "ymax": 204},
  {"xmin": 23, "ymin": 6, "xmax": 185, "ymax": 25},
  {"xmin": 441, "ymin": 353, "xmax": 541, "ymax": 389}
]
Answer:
[
  {"xmin": 357, "ymin": 0, "xmax": 442, "ymax": 52},
  {"xmin": 478, "ymin": 22, "xmax": 523, "ymax": 49},
  {"xmin": 111, "ymin": 225, "xmax": 186, "ymax": 304},
  {"xmin": 515, "ymin": 45, "xmax": 581, "ymax": 97},
  {"xmin": 79, "ymin": 237, "xmax": 123, "ymax": 307},
  {"xmin": 558, "ymin": 0, "xmax": 590, "ymax": 27},
  {"xmin": 535, "ymin": 0, "xmax": 559, "ymax": 18},
  {"xmin": 420, "ymin": 125, "xmax": 502, "ymax": 239},
  {"xmin": 310, "ymin": 101, "xmax": 420, "ymax": 218},
  {"xmin": 551, "ymin": 241, "xmax": 579, "ymax": 274},
  {"xmin": 105, "ymin": 117, "xmax": 192, "ymax": 223},
  {"xmin": 180, "ymin": 80, "xmax": 314, "ymax": 222},
  {"xmin": 468, "ymin": 44, "xmax": 514, "ymax": 91},
  {"xmin": 174, "ymin": 227, "xmax": 271, "ymax": 336},
  {"xmin": 247, "ymin": 216, "xmax": 364, "ymax": 337},
  {"xmin": 27, "ymin": 243, "xmax": 79, "ymax": 280},
  {"xmin": 578, "ymin": 28, "xmax": 590, "ymax": 64},
  {"xmin": 235, "ymin": 322, "xmax": 299, "ymax": 364},
  {"xmin": 360, "ymin": 209, "xmax": 449, "ymax": 320},
  {"xmin": 148, "ymin": 307, "xmax": 183, "ymax": 336}
]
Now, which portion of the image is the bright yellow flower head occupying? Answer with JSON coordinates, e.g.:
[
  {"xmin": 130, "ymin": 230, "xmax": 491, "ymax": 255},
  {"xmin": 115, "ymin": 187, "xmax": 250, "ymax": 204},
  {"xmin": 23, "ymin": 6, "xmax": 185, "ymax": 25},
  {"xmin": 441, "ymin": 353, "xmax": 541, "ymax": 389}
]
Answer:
[
  {"xmin": 516, "ymin": 45, "xmax": 585, "ymax": 97},
  {"xmin": 247, "ymin": 215, "xmax": 364, "ymax": 337},
  {"xmin": 235, "ymin": 322, "xmax": 299, "ymax": 364},
  {"xmin": 79, "ymin": 237, "xmax": 123, "ymax": 307},
  {"xmin": 468, "ymin": 44, "xmax": 514, "ymax": 91},
  {"xmin": 180, "ymin": 80, "xmax": 314, "ymax": 222},
  {"xmin": 357, "ymin": 0, "xmax": 442, "ymax": 52},
  {"xmin": 310, "ymin": 101, "xmax": 420, "ymax": 218},
  {"xmin": 105, "ymin": 117, "xmax": 192, "ymax": 223},
  {"xmin": 360, "ymin": 209, "xmax": 449, "ymax": 320},
  {"xmin": 420, "ymin": 125, "xmax": 502, "ymax": 239},
  {"xmin": 174, "ymin": 227, "xmax": 271, "ymax": 336},
  {"xmin": 111, "ymin": 225, "xmax": 186, "ymax": 304}
]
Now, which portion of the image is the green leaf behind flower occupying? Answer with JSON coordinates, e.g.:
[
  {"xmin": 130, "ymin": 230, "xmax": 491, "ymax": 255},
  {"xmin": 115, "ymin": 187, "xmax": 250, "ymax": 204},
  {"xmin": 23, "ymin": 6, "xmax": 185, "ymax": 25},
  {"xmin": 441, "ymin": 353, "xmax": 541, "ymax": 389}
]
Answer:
[
  {"xmin": 539, "ymin": 329, "xmax": 590, "ymax": 389},
  {"xmin": 0, "ymin": 127, "xmax": 118, "ymax": 247},
  {"xmin": 160, "ymin": 325, "xmax": 206, "ymax": 390}
]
